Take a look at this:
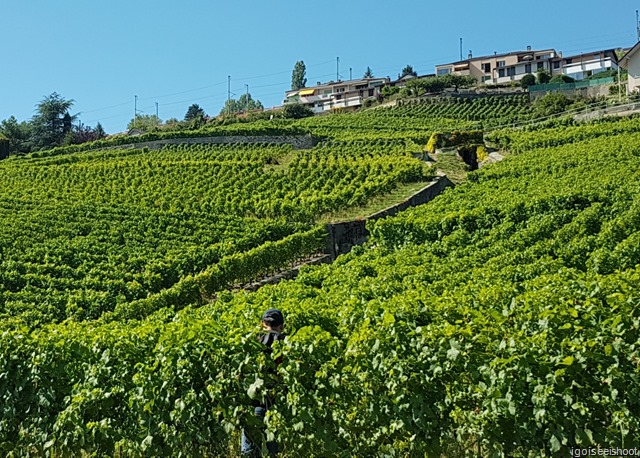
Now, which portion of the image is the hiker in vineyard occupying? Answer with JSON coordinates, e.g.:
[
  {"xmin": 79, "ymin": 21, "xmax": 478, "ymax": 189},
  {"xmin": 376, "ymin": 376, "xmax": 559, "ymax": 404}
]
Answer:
[{"xmin": 241, "ymin": 308, "xmax": 286, "ymax": 457}]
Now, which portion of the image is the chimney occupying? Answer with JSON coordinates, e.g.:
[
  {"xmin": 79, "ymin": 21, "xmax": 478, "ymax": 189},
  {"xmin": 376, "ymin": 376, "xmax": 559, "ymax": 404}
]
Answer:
[
  {"xmin": 317, "ymin": 81, "xmax": 321, "ymax": 86},
  {"xmin": 468, "ymin": 50, "xmax": 473, "ymax": 59},
  {"xmin": 527, "ymin": 45, "xmax": 531, "ymax": 51},
  {"xmin": 494, "ymin": 51, "xmax": 497, "ymax": 56}
]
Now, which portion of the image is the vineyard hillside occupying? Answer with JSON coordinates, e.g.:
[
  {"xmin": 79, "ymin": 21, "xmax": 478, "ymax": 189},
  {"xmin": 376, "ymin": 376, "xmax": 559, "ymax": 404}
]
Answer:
[{"xmin": 2, "ymin": 97, "xmax": 638, "ymax": 456}]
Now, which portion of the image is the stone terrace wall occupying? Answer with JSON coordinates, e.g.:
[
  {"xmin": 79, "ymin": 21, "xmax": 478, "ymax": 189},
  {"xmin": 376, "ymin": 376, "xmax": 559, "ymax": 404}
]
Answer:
[{"xmin": 101, "ymin": 134, "xmax": 319, "ymax": 151}]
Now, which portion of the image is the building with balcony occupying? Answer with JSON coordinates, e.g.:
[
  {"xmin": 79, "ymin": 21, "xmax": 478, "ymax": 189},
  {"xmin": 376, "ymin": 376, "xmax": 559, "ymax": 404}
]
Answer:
[
  {"xmin": 283, "ymin": 77, "xmax": 389, "ymax": 114},
  {"xmin": 561, "ymin": 49, "xmax": 619, "ymax": 80},
  {"xmin": 435, "ymin": 47, "xmax": 563, "ymax": 85}
]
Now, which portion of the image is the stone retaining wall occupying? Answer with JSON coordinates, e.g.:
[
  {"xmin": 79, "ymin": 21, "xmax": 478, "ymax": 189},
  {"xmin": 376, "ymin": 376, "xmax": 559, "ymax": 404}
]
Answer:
[{"xmin": 100, "ymin": 134, "xmax": 319, "ymax": 151}]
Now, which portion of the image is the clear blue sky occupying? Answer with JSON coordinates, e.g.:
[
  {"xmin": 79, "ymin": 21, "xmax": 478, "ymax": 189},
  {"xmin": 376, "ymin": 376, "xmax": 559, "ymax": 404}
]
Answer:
[{"xmin": 1, "ymin": 0, "xmax": 638, "ymax": 133}]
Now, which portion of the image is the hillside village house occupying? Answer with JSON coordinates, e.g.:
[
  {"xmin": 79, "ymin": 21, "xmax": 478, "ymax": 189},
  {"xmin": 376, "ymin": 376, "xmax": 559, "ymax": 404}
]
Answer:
[
  {"xmin": 436, "ymin": 47, "xmax": 619, "ymax": 86},
  {"xmin": 561, "ymin": 49, "xmax": 619, "ymax": 80},
  {"xmin": 435, "ymin": 48, "xmax": 563, "ymax": 85},
  {"xmin": 284, "ymin": 77, "xmax": 389, "ymax": 113},
  {"xmin": 620, "ymin": 42, "xmax": 640, "ymax": 94}
]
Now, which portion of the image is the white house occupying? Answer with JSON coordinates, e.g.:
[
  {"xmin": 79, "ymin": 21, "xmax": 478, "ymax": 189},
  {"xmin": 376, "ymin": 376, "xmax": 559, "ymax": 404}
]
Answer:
[
  {"xmin": 620, "ymin": 42, "xmax": 640, "ymax": 94},
  {"xmin": 561, "ymin": 49, "xmax": 618, "ymax": 81},
  {"xmin": 284, "ymin": 77, "xmax": 389, "ymax": 114}
]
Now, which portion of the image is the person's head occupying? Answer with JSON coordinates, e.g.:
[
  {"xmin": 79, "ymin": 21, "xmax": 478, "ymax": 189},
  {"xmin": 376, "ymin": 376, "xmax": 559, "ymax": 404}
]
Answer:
[{"xmin": 261, "ymin": 308, "xmax": 284, "ymax": 332}]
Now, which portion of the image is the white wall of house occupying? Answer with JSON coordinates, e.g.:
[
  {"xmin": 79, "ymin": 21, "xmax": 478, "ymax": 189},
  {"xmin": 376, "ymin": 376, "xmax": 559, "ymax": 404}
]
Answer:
[
  {"xmin": 493, "ymin": 62, "xmax": 548, "ymax": 84},
  {"xmin": 564, "ymin": 57, "xmax": 617, "ymax": 81},
  {"xmin": 628, "ymin": 55, "xmax": 640, "ymax": 93}
]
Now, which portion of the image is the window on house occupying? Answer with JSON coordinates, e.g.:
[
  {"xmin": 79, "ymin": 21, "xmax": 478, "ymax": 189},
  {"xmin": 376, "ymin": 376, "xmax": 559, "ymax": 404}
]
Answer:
[
  {"xmin": 336, "ymin": 94, "xmax": 342, "ymax": 100},
  {"xmin": 537, "ymin": 62, "xmax": 544, "ymax": 70},
  {"xmin": 483, "ymin": 63, "xmax": 491, "ymax": 73},
  {"xmin": 437, "ymin": 68, "xmax": 451, "ymax": 75},
  {"xmin": 497, "ymin": 60, "xmax": 506, "ymax": 68},
  {"xmin": 525, "ymin": 63, "xmax": 532, "ymax": 73},
  {"xmin": 565, "ymin": 58, "xmax": 573, "ymax": 65},
  {"xmin": 498, "ymin": 68, "xmax": 505, "ymax": 78},
  {"xmin": 553, "ymin": 61, "xmax": 560, "ymax": 69},
  {"xmin": 368, "ymin": 89, "xmax": 374, "ymax": 97},
  {"xmin": 507, "ymin": 67, "xmax": 516, "ymax": 77}
]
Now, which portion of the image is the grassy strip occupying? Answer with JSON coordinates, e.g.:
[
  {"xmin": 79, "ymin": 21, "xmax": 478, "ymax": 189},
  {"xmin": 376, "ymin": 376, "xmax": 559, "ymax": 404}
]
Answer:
[{"xmin": 319, "ymin": 180, "xmax": 434, "ymax": 223}]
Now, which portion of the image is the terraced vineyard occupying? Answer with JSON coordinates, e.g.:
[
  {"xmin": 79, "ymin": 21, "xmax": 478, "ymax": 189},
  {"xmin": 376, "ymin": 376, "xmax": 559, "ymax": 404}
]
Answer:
[
  {"xmin": 0, "ymin": 140, "xmax": 432, "ymax": 328},
  {"xmin": 294, "ymin": 94, "xmax": 533, "ymax": 142},
  {"xmin": 2, "ymin": 96, "xmax": 638, "ymax": 456}
]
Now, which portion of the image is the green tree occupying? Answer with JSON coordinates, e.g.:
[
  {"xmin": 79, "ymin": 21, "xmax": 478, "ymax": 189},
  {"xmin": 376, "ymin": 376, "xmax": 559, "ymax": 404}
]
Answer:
[
  {"xmin": 536, "ymin": 68, "xmax": 551, "ymax": 84},
  {"xmin": 127, "ymin": 114, "xmax": 162, "ymax": 132},
  {"xmin": 0, "ymin": 135, "xmax": 9, "ymax": 159},
  {"xmin": 30, "ymin": 92, "xmax": 76, "ymax": 149},
  {"xmin": 0, "ymin": 116, "xmax": 32, "ymax": 154},
  {"xmin": 184, "ymin": 104, "xmax": 206, "ymax": 121},
  {"xmin": 363, "ymin": 66, "xmax": 374, "ymax": 78},
  {"xmin": 549, "ymin": 74, "xmax": 575, "ymax": 84},
  {"xmin": 94, "ymin": 122, "xmax": 106, "ymax": 139},
  {"xmin": 291, "ymin": 61, "xmax": 307, "ymax": 90},
  {"xmin": 533, "ymin": 92, "xmax": 571, "ymax": 117},
  {"xmin": 282, "ymin": 103, "xmax": 313, "ymax": 119},
  {"xmin": 220, "ymin": 94, "xmax": 263, "ymax": 115},
  {"xmin": 62, "ymin": 121, "xmax": 108, "ymax": 146},
  {"xmin": 400, "ymin": 64, "xmax": 417, "ymax": 78},
  {"xmin": 520, "ymin": 73, "xmax": 536, "ymax": 89},
  {"xmin": 238, "ymin": 93, "xmax": 263, "ymax": 112}
]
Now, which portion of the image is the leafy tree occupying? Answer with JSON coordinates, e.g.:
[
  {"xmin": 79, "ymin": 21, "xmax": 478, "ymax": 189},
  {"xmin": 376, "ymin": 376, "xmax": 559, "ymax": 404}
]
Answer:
[
  {"xmin": 63, "ymin": 122, "xmax": 107, "ymax": 146},
  {"xmin": 184, "ymin": 104, "xmax": 206, "ymax": 121},
  {"xmin": 521, "ymin": 74, "xmax": 536, "ymax": 89},
  {"xmin": 363, "ymin": 66, "xmax": 374, "ymax": 78},
  {"xmin": 533, "ymin": 92, "xmax": 571, "ymax": 117},
  {"xmin": 536, "ymin": 68, "xmax": 551, "ymax": 84},
  {"xmin": 220, "ymin": 94, "xmax": 263, "ymax": 115},
  {"xmin": 127, "ymin": 114, "xmax": 162, "ymax": 132},
  {"xmin": 238, "ymin": 93, "xmax": 263, "ymax": 112},
  {"xmin": 0, "ymin": 135, "xmax": 9, "ymax": 159},
  {"xmin": 549, "ymin": 74, "xmax": 575, "ymax": 84},
  {"xmin": 291, "ymin": 61, "xmax": 307, "ymax": 90},
  {"xmin": 281, "ymin": 103, "xmax": 313, "ymax": 119},
  {"xmin": 0, "ymin": 116, "xmax": 32, "ymax": 154},
  {"xmin": 30, "ymin": 92, "xmax": 76, "ymax": 149},
  {"xmin": 94, "ymin": 122, "xmax": 106, "ymax": 139},
  {"xmin": 400, "ymin": 65, "xmax": 417, "ymax": 78},
  {"xmin": 404, "ymin": 74, "xmax": 476, "ymax": 96}
]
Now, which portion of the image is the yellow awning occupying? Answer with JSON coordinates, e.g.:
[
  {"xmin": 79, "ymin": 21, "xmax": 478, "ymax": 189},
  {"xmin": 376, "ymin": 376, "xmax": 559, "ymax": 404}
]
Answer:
[{"xmin": 299, "ymin": 89, "xmax": 315, "ymax": 96}]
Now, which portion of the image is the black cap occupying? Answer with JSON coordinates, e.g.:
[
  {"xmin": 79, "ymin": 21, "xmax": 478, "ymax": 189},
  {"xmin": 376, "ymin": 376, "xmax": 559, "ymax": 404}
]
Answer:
[{"xmin": 262, "ymin": 308, "xmax": 284, "ymax": 326}]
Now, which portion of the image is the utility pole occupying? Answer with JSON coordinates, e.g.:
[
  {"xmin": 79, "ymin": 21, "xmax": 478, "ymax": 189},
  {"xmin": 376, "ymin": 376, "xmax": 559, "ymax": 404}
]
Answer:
[
  {"xmin": 460, "ymin": 38, "xmax": 463, "ymax": 61},
  {"xmin": 637, "ymin": 10, "xmax": 639, "ymax": 42},
  {"xmin": 227, "ymin": 75, "xmax": 231, "ymax": 114},
  {"xmin": 350, "ymin": 67, "xmax": 352, "ymax": 80},
  {"xmin": 155, "ymin": 102, "xmax": 159, "ymax": 119},
  {"xmin": 134, "ymin": 95, "xmax": 137, "ymax": 128},
  {"xmin": 336, "ymin": 57, "xmax": 340, "ymax": 81},
  {"xmin": 245, "ymin": 84, "xmax": 249, "ymax": 112}
]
